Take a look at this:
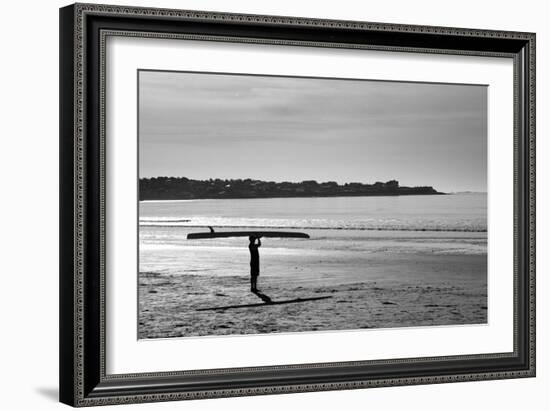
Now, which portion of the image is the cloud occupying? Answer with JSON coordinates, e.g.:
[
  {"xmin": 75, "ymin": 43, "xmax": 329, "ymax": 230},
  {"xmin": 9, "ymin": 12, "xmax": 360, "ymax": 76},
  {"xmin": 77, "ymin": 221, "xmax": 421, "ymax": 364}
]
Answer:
[{"xmin": 138, "ymin": 70, "xmax": 487, "ymax": 192}]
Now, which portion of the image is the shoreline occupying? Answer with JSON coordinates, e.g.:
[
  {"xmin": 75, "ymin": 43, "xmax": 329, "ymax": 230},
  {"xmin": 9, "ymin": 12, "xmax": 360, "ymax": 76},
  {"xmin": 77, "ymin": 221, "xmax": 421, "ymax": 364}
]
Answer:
[
  {"xmin": 140, "ymin": 192, "xmax": 448, "ymax": 202},
  {"xmin": 140, "ymin": 192, "xmax": 489, "ymax": 202},
  {"xmin": 140, "ymin": 223, "xmax": 487, "ymax": 233}
]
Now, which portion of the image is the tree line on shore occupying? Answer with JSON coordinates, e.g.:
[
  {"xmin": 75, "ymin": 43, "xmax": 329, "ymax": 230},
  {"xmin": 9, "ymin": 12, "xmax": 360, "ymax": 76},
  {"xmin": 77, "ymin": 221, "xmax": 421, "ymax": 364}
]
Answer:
[{"xmin": 139, "ymin": 177, "xmax": 443, "ymax": 200}]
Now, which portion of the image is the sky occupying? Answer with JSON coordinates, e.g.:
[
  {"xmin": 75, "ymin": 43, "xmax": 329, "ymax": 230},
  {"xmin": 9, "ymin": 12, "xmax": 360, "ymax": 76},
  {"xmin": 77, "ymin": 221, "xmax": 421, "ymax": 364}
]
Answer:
[{"xmin": 138, "ymin": 70, "xmax": 487, "ymax": 193}]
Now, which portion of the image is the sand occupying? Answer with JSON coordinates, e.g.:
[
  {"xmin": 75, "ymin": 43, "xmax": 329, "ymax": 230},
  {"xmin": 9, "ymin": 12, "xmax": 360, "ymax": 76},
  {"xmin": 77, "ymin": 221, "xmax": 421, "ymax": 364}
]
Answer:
[{"xmin": 138, "ymin": 229, "xmax": 487, "ymax": 339}]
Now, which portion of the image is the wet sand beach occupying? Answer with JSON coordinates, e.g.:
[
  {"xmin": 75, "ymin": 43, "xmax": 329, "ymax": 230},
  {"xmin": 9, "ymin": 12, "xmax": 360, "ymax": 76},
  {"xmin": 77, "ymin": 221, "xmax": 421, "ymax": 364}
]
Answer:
[{"xmin": 138, "ymin": 227, "xmax": 487, "ymax": 339}]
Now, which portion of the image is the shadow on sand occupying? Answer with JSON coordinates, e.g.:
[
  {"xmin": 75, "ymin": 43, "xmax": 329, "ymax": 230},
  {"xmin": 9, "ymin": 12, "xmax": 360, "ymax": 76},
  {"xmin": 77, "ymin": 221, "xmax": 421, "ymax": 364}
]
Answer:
[
  {"xmin": 196, "ymin": 294, "xmax": 333, "ymax": 312},
  {"xmin": 252, "ymin": 290, "xmax": 273, "ymax": 303}
]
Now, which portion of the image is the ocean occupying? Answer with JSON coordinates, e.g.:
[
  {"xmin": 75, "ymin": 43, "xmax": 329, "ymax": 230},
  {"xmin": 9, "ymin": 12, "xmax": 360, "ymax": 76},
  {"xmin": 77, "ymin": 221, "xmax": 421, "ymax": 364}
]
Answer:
[{"xmin": 140, "ymin": 193, "xmax": 486, "ymax": 232}]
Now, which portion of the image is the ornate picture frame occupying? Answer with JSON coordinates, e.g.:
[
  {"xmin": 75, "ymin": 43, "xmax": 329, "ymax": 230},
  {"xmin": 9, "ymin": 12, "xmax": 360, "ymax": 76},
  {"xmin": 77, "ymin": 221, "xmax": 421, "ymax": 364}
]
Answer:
[{"xmin": 59, "ymin": 3, "xmax": 535, "ymax": 407}]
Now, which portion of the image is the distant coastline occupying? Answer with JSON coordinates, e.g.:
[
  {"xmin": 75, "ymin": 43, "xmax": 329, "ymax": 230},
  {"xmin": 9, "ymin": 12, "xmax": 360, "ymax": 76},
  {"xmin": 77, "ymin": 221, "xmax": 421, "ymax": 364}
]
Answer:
[{"xmin": 139, "ymin": 177, "xmax": 444, "ymax": 201}]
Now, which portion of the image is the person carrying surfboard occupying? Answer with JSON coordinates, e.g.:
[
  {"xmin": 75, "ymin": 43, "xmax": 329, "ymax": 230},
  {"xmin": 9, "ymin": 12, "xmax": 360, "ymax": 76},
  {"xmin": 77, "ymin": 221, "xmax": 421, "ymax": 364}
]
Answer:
[
  {"xmin": 249, "ymin": 236, "xmax": 261, "ymax": 292},
  {"xmin": 187, "ymin": 228, "xmax": 308, "ymax": 299}
]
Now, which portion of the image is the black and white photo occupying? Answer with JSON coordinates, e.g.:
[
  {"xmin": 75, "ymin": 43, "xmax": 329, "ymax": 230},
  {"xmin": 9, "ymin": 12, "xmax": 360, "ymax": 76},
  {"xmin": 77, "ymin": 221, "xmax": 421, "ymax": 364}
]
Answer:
[{"xmin": 138, "ymin": 70, "xmax": 488, "ymax": 339}]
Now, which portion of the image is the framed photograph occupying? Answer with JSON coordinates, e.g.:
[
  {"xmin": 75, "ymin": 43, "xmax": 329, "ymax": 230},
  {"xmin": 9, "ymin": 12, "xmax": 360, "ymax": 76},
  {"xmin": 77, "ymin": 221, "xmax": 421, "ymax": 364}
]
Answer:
[{"xmin": 59, "ymin": 3, "xmax": 535, "ymax": 407}]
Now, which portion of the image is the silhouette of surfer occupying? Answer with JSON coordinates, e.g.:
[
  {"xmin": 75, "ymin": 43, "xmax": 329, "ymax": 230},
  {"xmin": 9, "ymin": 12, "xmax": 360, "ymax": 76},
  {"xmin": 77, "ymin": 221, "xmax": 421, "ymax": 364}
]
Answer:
[{"xmin": 249, "ymin": 236, "xmax": 261, "ymax": 292}]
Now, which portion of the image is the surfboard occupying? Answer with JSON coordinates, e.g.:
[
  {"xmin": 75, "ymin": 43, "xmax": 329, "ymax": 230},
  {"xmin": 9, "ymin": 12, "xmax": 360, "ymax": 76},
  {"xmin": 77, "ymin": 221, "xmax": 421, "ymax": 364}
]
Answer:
[
  {"xmin": 196, "ymin": 296, "xmax": 332, "ymax": 311},
  {"xmin": 187, "ymin": 231, "xmax": 310, "ymax": 239}
]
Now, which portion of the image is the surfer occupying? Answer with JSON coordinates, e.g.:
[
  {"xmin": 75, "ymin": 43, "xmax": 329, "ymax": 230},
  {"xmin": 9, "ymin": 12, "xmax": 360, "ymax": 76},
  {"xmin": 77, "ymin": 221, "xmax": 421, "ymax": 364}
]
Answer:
[{"xmin": 249, "ymin": 236, "xmax": 261, "ymax": 292}]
